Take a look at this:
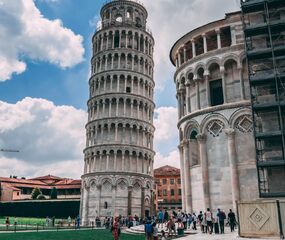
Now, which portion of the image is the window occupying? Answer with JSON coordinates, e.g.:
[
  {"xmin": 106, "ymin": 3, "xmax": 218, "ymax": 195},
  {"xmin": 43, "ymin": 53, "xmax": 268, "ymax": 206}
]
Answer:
[
  {"xmin": 178, "ymin": 189, "xmax": 182, "ymax": 196},
  {"xmin": 158, "ymin": 190, "xmax": 161, "ymax": 197},
  {"xmin": 115, "ymin": 16, "xmax": 123, "ymax": 23},
  {"xmin": 162, "ymin": 179, "xmax": 167, "ymax": 184},
  {"xmin": 210, "ymin": 79, "xmax": 224, "ymax": 106},
  {"xmin": 126, "ymin": 87, "xmax": 131, "ymax": 93},
  {"xmin": 17, "ymin": 192, "xmax": 20, "ymax": 196},
  {"xmin": 163, "ymin": 189, "xmax": 167, "ymax": 196},
  {"xmin": 177, "ymin": 178, "xmax": 181, "ymax": 184},
  {"xmin": 170, "ymin": 179, "xmax": 174, "ymax": 185},
  {"xmin": 170, "ymin": 189, "xmax": 175, "ymax": 196}
]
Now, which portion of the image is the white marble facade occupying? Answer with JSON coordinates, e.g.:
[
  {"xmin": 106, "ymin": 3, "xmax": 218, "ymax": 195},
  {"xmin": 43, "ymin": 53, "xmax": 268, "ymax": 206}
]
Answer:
[
  {"xmin": 80, "ymin": 0, "xmax": 155, "ymax": 225},
  {"xmin": 170, "ymin": 12, "xmax": 259, "ymax": 213}
]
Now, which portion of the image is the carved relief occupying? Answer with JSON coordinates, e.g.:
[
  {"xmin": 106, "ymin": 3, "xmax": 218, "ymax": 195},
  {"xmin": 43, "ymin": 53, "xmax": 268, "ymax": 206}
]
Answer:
[
  {"xmin": 235, "ymin": 115, "xmax": 253, "ymax": 133},
  {"xmin": 207, "ymin": 120, "xmax": 225, "ymax": 137}
]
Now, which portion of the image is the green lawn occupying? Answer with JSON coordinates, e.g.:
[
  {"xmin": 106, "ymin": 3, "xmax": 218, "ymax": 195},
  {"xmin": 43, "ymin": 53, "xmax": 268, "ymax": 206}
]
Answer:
[
  {"xmin": 0, "ymin": 217, "xmax": 54, "ymax": 226},
  {"xmin": 0, "ymin": 229, "xmax": 144, "ymax": 240}
]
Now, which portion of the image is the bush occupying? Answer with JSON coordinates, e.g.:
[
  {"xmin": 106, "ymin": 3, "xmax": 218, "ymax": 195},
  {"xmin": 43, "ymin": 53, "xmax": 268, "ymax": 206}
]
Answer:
[
  {"xmin": 50, "ymin": 187, "xmax": 58, "ymax": 199},
  {"xmin": 37, "ymin": 194, "xmax": 46, "ymax": 200},
  {"xmin": 31, "ymin": 188, "xmax": 42, "ymax": 200}
]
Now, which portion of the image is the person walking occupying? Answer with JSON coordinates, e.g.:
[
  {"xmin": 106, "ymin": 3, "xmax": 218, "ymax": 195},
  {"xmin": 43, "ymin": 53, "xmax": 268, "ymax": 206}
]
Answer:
[
  {"xmin": 217, "ymin": 208, "xmax": 226, "ymax": 234},
  {"xmin": 157, "ymin": 209, "xmax": 164, "ymax": 229},
  {"xmin": 145, "ymin": 217, "xmax": 153, "ymax": 240},
  {"xmin": 177, "ymin": 218, "xmax": 185, "ymax": 236},
  {"xmin": 152, "ymin": 222, "xmax": 159, "ymax": 240},
  {"xmin": 205, "ymin": 208, "xmax": 213, "ymax": 234},
  {"xmin": 228, "ymin": 209, "xmax": 236, "ymax": 232},
  {"xmin": 67, "ymin": 216, "xmax": 71, "ymax": 227},
  {"xmin": 198, "ymin": 211, "xmax": 204, "ymax": 233},
  {"xmin": 192, "ymin": 213, "xmax": 197, "ymax": 230},
  {"xmin": 166, "ymin": 218, "xmax": 176, "ymax": 237},
  {"xmin": 5, "ymin": 217, "xmax": 10, "ymax": 230},
  {"xmin": 112, "ymin": 217, "xmax": 121, "ymax": 240},
  {"xmin": 76, "ymin": 215, "xmax": 80, "ymax": 229}
]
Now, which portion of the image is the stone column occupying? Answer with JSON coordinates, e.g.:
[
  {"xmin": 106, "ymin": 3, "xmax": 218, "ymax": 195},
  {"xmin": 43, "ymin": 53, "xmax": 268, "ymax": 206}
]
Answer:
[
  {"xmin": 183, "ymin": 47, "xmax": 187, "ymax": 62},
  {"xmin": 178, "ymin": 51, "xmax": 182, "ymax": 67},
  {"xmin": 112, "ymin": 185, "xmax": 116, "ymax": 216},
  {"xmin": 216, "ymin": 29, "xmax": 221, "ymax": 49},
  {"xmin": 182, "ymin": 139, "xmax": 192, "ymax": 213},
  {"xmin": 197, "ymin": 133, "xmax": 211, "ymax": 210},
  {"xmin": 194, "ymin": 78, "xmax": 201, "ymax": 110},
  {"xmin": 116, "ymin": 100, "xmax": 119, "ymax": 116},
  {"xmin": 83, "ymin": 186, "xmax": 90, "ymax": 225},
  {"xmin": 141, "ymin": 187, "xmax": 146, "ymax": 218},
  {"xmin": 204, "ymin": 72, "xmax": 211, "ymax": 107},
  {"xmin": 238, "ymin": 66, "xmax": 245, "ymax": 100},
  {"xmin": 97, "ymin": 185, "xmax": 102, "ymax": 217},
  {"xmin": 191, "ymin": 39, "xmax": 196, "ymax": 57},
  {"xmin": 106, "ymin": 154, "xmax": 110, "ymax": 170},
  {"xmin": 185, "ymin": 80, "xmax": 191, "ymax": 114},
  {"xmin": 225, "ymin": 128, "xmax": 240, "ymax": 208},
  {"xmin": 220, "ymin": 66, "xmax": 227, "ymax": 104},
  {"xmin": 114, "ymin": 153, "xmax": 117, "ymax": 171},
  {"xmin": 202, "ymin": 34, "xmax": 207, "ymax": 53},
  {"xmin": 128, "ymin": 187, "xmax": 132, "ymax": 215},
  {"xmin": 178, "ymin": 144, "xmax": 186, "ymax": 211}
]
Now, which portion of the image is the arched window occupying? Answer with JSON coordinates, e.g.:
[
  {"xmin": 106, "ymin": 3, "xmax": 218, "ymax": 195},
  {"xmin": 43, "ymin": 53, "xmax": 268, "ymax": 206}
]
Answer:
[
  {"xmin": 115, "ymin": 15, "xmax": 123, "ymax": 23},
  {"xmin": 189, "ymin": 129, "xmax": 199, "ymax": 166},
  {"xmin": 209, "ymin": 63, "xmax": 224, "ymax": 106}
]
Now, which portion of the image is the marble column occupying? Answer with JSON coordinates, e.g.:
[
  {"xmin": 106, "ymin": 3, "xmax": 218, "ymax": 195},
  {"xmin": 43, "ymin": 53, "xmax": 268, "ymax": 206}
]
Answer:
[
  {"xmin": 220, "ymin": 67, "xmax": 227, "ymax": 104},
  {"xmin": 128, "ymin": 187, "xmax": 132, "ymax": 215},
  {"xmin": 112, "ymin": 185, "xmax": 116, "ymax": 216},
  {"xmin": 204, "ymin": 73, "xmax": 211, "ymax": 107},
  {"xmin": 194, "ymin": 78, "xmax": 201, "ymax": 110},
  {"xmin": 197, "ymin": 133, "xmax": 211, "ymax": 210},
  {"xmin": 225, "ymin": 128, "xmax": 240, "ymax": 208},
  {"xmin": 238, "ymin": 66, "xmax": 245, "ymax": 100},
  {"xmin": 178, "ymin": 144, "xmax": 186, "ymax": 211},
  {"xmin": 202, "ymin": 34, "xmax": 207, "ymax": 53},
  {"xmin": 182, "ymin": 139, "xmax": 192, "ymax": 213},
  {"xmin": 191, "ymin": 39, "xmax": 196, "ymax": 57},
  {"xmin": 141, "ymin": 187, "xmax": 146, "ymax": 218},
  {"xmin": 216, "ymin": 29, "xmax": 221, "ymax": 49},
  {"xmin": 185, "ymin": 80, "xmax": 191, "ymax": 114}
]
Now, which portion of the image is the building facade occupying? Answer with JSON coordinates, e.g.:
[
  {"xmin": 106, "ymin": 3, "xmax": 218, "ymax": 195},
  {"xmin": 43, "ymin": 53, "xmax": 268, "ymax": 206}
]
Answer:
[
  {"xmin": 0, "ymin": 175, "xmax": 81, "ymax": 201},
  {"xmin": 241, "ymin": 0, "xmax": 285, "ymax": 197},
  {"xmin": 80, "ymin": 0, "xmax": 155, "ymax": 224},
  {"xmin": 154, "ymin": 165, "xmax": 182, "ymax": 211},
  {"xmin": 170, "ymin": 12, "xmax": 259, "ymax": 213}
]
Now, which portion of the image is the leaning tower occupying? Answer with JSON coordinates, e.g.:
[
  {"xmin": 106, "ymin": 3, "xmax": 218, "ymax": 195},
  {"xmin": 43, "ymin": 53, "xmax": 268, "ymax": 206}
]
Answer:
[{"xmin": 80, "ymin": 0, "xmax": 155, "ymax": 224}]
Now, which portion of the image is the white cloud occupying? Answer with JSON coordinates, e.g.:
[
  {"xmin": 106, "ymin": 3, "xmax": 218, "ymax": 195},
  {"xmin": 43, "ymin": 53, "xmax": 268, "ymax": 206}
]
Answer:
[
  {"xmin": 153, "ymin": 106, "xmax": 180, "ymax": 168},
  {"xmin": 154, "ymin": 106, "xmax": 178, "ymax": 144},
  {"xmin": 154, "ymin": 150, "xmax": 180, "ymax": 169},
  {"xmin": 0, "ymin": 0, "xmax": 84, "ymax": 81},
  {"xmin": 144, "ymin": 0, "xmax": 239, "ymax": 90},
  {"xmin": 0, "ymin": 98, "xmax": 87, "ymax": 178}
]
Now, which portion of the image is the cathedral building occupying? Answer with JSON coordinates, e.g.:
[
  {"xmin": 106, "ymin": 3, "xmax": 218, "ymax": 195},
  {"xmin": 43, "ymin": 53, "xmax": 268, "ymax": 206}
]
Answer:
[
  {"xmin": 170, "ymin": 11, "xmax": 259, "ymax": 213},
  {"xmin": 80, "ymin": 0, "xmax": 155, "ymax": 224}
]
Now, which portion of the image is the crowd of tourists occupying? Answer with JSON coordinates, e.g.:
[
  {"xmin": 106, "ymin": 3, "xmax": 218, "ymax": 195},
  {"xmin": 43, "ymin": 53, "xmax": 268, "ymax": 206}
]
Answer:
[
  {"xmin": 107, "ymin": 208, "xmax": 237, "ymax": 239},
  {"xmin": 143, "ymin": 208, "xmax": 237, "ymax": 239}
]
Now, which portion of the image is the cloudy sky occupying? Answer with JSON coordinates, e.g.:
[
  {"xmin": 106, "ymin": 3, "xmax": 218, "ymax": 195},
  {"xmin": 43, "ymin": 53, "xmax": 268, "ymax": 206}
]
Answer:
[{"xmin": 0, "ymin": 0, "xmax": 239, "ymax": 179}]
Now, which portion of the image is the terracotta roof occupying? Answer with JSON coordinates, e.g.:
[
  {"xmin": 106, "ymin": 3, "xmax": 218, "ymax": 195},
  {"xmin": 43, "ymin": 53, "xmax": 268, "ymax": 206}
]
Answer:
[
  {"xmin": 0, "ymin": 175, "xmax": 81, "ymax": 190},
  {"xmin": 154, "ymin": 165, "xmax": 180, "ymax": 176},
  {"xmin": 29, "ymin": 175, "xmax": 63, "ymax": 181}
]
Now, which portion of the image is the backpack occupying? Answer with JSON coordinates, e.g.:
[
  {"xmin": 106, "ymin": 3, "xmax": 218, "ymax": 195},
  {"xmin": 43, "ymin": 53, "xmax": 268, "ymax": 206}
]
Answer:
[{"xmin": 145, "ymin": 223, "xmax": 153, "ymax": 234}]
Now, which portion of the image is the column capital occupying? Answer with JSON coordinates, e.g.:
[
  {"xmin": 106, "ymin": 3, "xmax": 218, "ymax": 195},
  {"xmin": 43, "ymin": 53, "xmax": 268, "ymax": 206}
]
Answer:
[
  {"xmin": 181, "ymin": 139, "xmax": 189, "ymax": 146},
  {"xmin": 224, "ymin": 128, "xmax": 235, "ymax": 138},
  {"xmin": 215, "ymin": 28, "xmax": 221, "ymax": 34},
  {"xmin": 197, "ymin": 133, "xmax": 207, "ymax": 143}
]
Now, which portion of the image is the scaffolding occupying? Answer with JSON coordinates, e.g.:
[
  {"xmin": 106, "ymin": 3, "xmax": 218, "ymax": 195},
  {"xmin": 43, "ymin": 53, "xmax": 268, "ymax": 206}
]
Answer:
[{"xmin": 241, "ymin": 0, "xmax": 285, "ymax": 197}]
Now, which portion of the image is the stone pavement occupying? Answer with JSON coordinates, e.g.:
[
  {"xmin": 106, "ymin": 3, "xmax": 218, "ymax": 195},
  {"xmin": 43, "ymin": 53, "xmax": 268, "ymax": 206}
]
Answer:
[{"xmin": 179, "ymin": 229, "xmax": 280, "ymax": 240}]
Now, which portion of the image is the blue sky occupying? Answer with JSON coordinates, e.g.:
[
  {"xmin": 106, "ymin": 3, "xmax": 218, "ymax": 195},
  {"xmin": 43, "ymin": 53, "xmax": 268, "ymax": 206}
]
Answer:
[{"xmin": 0, "ymin": 0, "xmax": 239, "ymax": 178}]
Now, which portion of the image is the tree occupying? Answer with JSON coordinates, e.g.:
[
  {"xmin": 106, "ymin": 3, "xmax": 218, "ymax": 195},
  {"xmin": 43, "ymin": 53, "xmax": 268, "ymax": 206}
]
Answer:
[
  {"xmin": 37, "ymin": 194, "xmax": 46, "ymax": 200},
  {"xmin": 50, "ymin": 187, "xmax": 58, "ymax": 199},
  {"xmin": 31, "ymin": 188, "xmax": 42, "ymax": 200}
]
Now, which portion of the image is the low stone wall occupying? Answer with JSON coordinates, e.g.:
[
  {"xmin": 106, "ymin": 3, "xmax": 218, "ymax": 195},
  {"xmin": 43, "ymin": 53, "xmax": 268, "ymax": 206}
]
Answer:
[{"xmin": 237, "ymin": 200, "xmax": 284, "ymax": 238}]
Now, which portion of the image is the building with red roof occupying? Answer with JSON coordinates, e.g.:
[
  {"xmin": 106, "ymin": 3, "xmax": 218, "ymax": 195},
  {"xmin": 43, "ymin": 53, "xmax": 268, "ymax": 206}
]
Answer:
[
  {"xmin": 0, "ymin": 175, "xmax": 81, "ymax": 202},
  {"xmin": 154, "ymin": 165, "xmax": 182, "ymax": 211}
]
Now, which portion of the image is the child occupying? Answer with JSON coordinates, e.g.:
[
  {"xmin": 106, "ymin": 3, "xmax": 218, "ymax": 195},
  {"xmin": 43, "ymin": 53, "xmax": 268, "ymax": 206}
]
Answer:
[
  {"xmin": 161, "ymin": 230, "xmax": 167, "ymax": 240},
  {"xmin": 153, "ymin": 222, "xmax": 158, "ymax": 240}
]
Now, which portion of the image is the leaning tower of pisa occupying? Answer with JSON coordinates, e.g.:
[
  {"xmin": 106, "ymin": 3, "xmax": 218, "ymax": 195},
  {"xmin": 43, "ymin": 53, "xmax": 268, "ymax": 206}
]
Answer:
[{"xmin": 80, "ymin": 0, "xmax": 155, "ymax": 223}]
